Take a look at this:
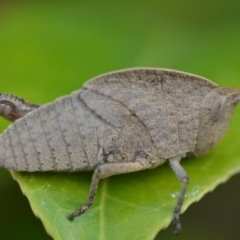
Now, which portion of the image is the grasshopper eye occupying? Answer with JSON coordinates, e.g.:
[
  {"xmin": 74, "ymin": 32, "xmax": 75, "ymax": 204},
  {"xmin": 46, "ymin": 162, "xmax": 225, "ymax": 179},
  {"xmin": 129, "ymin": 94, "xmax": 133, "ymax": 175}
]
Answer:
[{"xmin": 211, "ymin": 95, "xmax": 227, "ymax": 122}]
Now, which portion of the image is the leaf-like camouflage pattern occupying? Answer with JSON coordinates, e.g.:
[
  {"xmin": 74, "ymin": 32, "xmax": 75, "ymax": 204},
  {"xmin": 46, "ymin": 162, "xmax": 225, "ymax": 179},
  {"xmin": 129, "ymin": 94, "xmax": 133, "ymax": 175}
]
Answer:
[
  {"xmin": 11, "ymin": 98, "xmax": 240, "ymax": 240},
  {"xmin": 84, "ymin": 68, "xmax": 217, "ymax": 158}
]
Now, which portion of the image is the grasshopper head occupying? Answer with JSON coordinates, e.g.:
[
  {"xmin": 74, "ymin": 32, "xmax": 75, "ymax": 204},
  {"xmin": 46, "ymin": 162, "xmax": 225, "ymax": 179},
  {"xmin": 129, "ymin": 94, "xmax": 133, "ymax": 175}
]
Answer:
[{"xmin": 194, "ymin": 87, "xmax": 240, "ymax": 156}]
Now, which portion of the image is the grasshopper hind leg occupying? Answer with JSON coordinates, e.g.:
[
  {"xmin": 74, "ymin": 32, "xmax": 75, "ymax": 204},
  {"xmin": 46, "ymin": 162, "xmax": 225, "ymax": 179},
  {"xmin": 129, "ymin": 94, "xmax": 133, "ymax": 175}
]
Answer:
[{"xmin": 0, "ymin": 93, "xmax": 40, "ymax": 122}]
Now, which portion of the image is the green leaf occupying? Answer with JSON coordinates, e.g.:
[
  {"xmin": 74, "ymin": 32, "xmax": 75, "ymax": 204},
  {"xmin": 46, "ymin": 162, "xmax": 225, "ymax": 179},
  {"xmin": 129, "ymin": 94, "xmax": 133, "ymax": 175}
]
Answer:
[
  {"xmin": 11, "ymin": 111, "xmax": 240, "ymax": 240},
  {"xmin": 1, "ymin": 1, "xmax": 240, "ymax": 240}
]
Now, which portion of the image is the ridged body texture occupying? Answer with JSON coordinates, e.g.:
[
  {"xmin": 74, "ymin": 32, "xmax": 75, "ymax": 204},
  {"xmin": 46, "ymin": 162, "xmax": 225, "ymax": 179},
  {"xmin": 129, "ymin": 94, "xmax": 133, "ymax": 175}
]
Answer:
[
  {"xmin": 84, "ymin": 69, "xmax": 218, "ymax": 158},
  {"xmin": 0, "ymin": 83, "xmax": 163, "ymax": 172},
  {"xmin": 1, "ymin": 68, "xmax": 239, "ymax": 172},
  {"xmin": 1, "ymin": 68, "xmax": 240, "ymax": 235}
]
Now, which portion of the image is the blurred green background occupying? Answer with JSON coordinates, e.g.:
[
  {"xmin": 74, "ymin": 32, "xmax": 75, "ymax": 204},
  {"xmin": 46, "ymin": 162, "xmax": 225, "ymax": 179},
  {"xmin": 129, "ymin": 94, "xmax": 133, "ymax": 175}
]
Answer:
[{"xmin": 1, "ymin": 0, "xmax": 240, "ymax": 239}]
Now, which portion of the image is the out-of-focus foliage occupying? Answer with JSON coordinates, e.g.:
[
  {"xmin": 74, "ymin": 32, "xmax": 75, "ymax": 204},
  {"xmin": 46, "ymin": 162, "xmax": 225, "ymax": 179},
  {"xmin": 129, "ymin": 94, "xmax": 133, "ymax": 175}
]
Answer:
[{"xmin": 1, "ymin": 1, "xmax": 240, "ymax": 239}]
